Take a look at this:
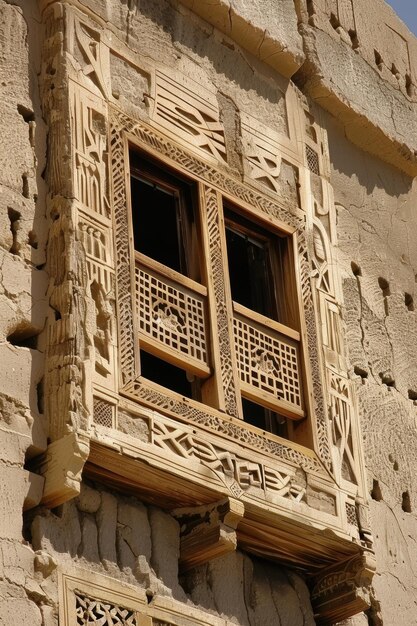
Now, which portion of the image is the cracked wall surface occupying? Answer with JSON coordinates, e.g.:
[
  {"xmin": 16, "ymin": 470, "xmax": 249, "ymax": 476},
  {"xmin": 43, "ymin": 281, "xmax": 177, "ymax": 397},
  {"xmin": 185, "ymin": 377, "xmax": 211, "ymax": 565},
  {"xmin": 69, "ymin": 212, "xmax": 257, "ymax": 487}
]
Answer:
[
  {"xmin": 0, "ymin": 0, "xmax": 49, "ymax": 624},
  {"xmin": 25, "ymin": 481, "xmax": 316, "ymax": 626},
  {"xmin": 327, "ymin": 109, "xmax": 417, "ymax": 624},
  {"xmin": 1, "ymin": 0, "xmax": 417, "ymax": 625}
]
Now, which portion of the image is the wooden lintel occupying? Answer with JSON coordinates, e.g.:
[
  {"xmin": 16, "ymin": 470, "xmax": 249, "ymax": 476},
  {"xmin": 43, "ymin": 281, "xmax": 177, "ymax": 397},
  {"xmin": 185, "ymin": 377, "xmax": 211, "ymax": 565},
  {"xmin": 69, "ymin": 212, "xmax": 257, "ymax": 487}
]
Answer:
[
  {"xmin": 310, "ymin": 551, "xmax": 376, "ymax": 625},
  {"xmin": 174, "ymin": 498, "xmax": 245, "ymax": 572}
]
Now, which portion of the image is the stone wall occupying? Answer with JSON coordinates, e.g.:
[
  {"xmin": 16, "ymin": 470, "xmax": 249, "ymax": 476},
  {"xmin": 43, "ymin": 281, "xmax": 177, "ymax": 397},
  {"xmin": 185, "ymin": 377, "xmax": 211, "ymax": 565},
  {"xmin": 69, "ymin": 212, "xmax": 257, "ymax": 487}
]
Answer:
[{"xmin": 0, "ymin": 0, "xmax": 417, "ymax": 625}]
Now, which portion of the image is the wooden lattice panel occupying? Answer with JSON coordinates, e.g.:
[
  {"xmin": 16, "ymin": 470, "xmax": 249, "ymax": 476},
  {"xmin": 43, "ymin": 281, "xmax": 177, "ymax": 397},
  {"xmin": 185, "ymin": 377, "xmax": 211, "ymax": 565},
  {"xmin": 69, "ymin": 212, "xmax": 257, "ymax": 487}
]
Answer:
[
  {"xmin": 135, "ymin": 259, "xmax": 210, "ymax": 376},
  {"xmin": 233, "ymin": 310, "xmax": 304, "ymax": 417},
  {"xmin": 305, "ymin": 143, "xmax": 320, "ymax": 175}
]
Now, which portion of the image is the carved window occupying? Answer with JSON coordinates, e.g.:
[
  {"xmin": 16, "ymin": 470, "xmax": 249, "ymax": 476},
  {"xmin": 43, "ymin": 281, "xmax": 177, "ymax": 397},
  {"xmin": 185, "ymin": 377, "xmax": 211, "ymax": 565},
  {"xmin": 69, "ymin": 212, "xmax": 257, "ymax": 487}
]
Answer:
[
  {"xmin": 130, "ymin": 148, "xmax": 307, "ymax": 439},
  {"xmin": 130, "ymin": 151, "xmax": 208, "ymax": 400},
  {"xmin": 224, "ymin": 207, "xmax": 304, "ymax": 435}
]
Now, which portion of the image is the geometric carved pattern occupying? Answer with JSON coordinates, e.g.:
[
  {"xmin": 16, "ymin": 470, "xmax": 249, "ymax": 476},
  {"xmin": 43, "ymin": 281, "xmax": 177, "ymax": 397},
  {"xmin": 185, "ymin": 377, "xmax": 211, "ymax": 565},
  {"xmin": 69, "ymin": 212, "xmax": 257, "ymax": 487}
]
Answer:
[
  {"xmin": 69, "ymin": 11, "xmax": 110, "ymax": 98},
  {"xmin": 71, "ymin": 87, "xmax": 109, "ymax": 218},
  {"xmin": 305, "ymin": 144, "xmax": 320, "ymax": 175},
  {"xmin": 93, "ymin": 397, "xmax": 114, "ymax": 428},
  {"xmin": 75, "ymin": 593, "xmax": 137, "ymax": 625},
  {"xmin": 244, "ymin": 130, "xmax": 282, "ymax": 194},
  {"xmin": 233, "ymin": 313, "xmax": 303, "ymax": 412},
  {"xmin": 329, "ymin": 371, "xmax": 358, "ymax": 484},
  {"xmin": 79, "ymin": 220, "xmax": 113, "ymax": 295},
  {"xmin": 152, "ymin": 418, "xmax": 307, "ymax": 503},
  {"xmin": 346, "ymin": 502, "xmax": 357, "ymax": 526},
  {"xmin": 135, "ymin": 262, "xmax": 209, "ymax": 374},
  {"xmin": 240, "ymin": 112, "xmax": 297, "ymax": 201},
  {"xmin": 110, "ymin": 120, "xmax": 137, "ymax": 385},
  {"xmin": 298, "ymin": 229, "xmax": 332, "ymax": 469},
  {"xmin": 204, "ymin": 187, "xmax": 239, "ymax": 416},
  {"xmin": 153, "ymin": 70, "xmax": 226, "ymax": 163},
  {"xmin": 123, "ymin": 380, "xmax": 325, "ymax": 474}
]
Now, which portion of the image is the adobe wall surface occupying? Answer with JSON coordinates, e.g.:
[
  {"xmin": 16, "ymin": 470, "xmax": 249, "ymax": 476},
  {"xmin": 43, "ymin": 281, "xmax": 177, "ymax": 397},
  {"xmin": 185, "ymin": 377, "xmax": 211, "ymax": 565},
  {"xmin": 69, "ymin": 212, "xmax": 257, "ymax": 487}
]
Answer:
[
  {"xmin": 25, "ymin": 481, "xmax": 315, "ymax": 626},
  {"xmin": 0, "ymin": 0, "xmax": 49, "ymax": 624},
  {"xmin": 328, "ymin": 110, "xmax": 417, "ymax": 624},
  {"xmin": 0, "ymin": 0, "xmax": 417, "ymax": 625}
]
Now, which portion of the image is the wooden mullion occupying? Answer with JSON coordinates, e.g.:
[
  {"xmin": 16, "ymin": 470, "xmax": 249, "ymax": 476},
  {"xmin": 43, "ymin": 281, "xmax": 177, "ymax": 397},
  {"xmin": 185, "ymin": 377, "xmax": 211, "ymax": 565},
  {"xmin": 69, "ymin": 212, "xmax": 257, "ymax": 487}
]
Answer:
[{"xmin": 199, "ymin": 184, "xmax": 242, "ymax": 417}]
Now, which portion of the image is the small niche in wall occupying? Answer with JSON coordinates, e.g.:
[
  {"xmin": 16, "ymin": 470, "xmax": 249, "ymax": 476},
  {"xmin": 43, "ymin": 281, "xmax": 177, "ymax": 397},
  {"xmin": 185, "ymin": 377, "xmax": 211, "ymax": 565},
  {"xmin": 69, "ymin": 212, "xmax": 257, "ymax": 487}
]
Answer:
[
  {"xmin": 404, "ymin": 293, "xmax": 414, "ymax": 311},
  {"xmin": 378, "ymin": 277, "xmax": 390, "ymax": 297},
  {"xmin": 379, "ymin": 372, "xmax": 395, "ymax": 388},
  {"xmin": 371, "ymin": 479, "xmax": 383, "ymax": 502},
  {"xmin": 378, "ymin": 277, "xmax": 390, "ymax": 316},
  {"xmin": 7, "ymin": 322, "xmax": 39, "ymax": 349},
  {"xmin": 402, "ymin": 491, "xmax": 412, "ymax": 513},
  {"xmin": 348, "ymin": 29, "xmax": 359, "ymax": 49},
  {"xmin": 405, "ymin": 74, "xmax": 413, "ymax": 97},
  {"xmin": 374, "ymin": 50, "xmax": 383, "ymax": 70},
  {"xmin": 408, "ymin": 389, "xmax": 417, "ymax": 401},
  {"xmin": 8, "ymin": 207, "xmax": 21, "ymax": 255},
  {"xmin": 354, "ymin": 365, "xmax": 368, "ymax": 380}
]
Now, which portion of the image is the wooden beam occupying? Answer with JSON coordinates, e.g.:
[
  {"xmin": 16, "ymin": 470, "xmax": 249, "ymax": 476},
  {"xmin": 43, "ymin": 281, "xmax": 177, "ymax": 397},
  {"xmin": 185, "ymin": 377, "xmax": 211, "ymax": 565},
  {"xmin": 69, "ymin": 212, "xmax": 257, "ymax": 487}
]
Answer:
[
  {"xmin": 310, "ymin": 552, "xmax": 376, "ymax": 625},
  {"xmin": 174, "ymin": 498, "xmax": 245, "ymax": 571}
]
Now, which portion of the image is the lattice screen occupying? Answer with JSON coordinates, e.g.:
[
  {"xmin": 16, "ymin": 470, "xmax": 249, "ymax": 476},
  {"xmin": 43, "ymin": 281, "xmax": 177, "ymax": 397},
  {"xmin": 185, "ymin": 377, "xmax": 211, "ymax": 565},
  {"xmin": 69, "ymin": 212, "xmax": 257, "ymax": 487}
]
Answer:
[
  {"xmin": 305, "ymin": 144, "xmax": 320, "ymax": 175},
  {"xmin": 135, "ymin": 262, "xmax": 209, "ymax": 375},
  {"xmin": 345, "ymin": 502, "xmax": 357, "ymax": 526},
  {"xmin": 233, "ymin": 313, "xmax": 303, "ymax": 412}
]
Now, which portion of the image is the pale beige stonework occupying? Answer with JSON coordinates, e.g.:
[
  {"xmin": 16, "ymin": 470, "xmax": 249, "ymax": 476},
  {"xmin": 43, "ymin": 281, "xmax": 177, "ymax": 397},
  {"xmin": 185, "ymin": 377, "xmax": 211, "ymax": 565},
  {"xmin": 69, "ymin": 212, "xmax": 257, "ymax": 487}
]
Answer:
[{"xmin": 0, "ymin": 0, "xmax": 417, "ymax": 625}]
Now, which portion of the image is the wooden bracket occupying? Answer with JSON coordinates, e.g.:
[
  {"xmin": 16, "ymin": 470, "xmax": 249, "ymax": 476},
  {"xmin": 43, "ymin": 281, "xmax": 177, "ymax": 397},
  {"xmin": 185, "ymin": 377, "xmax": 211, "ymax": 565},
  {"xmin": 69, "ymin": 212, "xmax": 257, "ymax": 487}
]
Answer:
[
  {"xmin": 174, "ymin": 497, "xmax": 245, "ymax": 572},
  {"xmin": 33, "ymin": 432, "xmax": 90, "ymax": 508},
  {"xmin": 311, "ymin": 551, "xmax": 376, "ymax": 625}
]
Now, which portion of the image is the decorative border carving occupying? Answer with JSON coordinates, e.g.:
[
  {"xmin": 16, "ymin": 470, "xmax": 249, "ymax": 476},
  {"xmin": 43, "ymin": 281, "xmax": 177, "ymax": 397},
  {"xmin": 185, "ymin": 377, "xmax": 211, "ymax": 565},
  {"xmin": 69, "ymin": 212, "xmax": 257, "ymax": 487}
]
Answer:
[
  {"xmin": 122, "ymin": 381, "xmax": 323, "ymax": 474},
  {"xmin": 150, "ymin": 413, "xmax": 308, "ymax": 504},
  {"xmin": 202, "ymin": 187, "xmax": 239, "ymax": 416},
  {"xmin": 151, "ymin": 69, "xmax": 227, "ymax": 164}
]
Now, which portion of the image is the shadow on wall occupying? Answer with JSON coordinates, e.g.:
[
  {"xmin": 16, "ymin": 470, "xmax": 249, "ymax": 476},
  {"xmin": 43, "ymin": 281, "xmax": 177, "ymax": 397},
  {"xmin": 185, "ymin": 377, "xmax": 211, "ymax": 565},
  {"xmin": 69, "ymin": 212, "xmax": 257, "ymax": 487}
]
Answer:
[
  {"xmin": 26, "ymin": 481, "xmax": 315, "ymax": 626},
  {"xmin": 118, "ymin": 0, "xmax": 291, "ymax": 127},
  {"xmin": 326, "ymin": 112, "xmax": 413, "ymax": 198}
]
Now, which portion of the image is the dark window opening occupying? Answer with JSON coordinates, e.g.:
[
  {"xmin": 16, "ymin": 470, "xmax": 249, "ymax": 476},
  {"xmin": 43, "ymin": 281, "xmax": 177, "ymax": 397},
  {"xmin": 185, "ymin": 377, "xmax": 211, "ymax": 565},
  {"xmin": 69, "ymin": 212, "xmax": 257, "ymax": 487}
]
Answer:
[
  {"xmin": 130, "ymin": 152, "xmax": 200, "ymax": 282},
  {"xmin": 140, "ymin": 350, "xmax": 201, "ymax": 400},
  {"xmin": 226, "ymin": 224, "xmax": 275, "ymax": 318},
  {"xmin": 224, "ymin": 207, "xmax": 292, "ymax": 326},
  {"xmin": 242, "ymin": 397, "xmax": 289, "ymax": 439}
]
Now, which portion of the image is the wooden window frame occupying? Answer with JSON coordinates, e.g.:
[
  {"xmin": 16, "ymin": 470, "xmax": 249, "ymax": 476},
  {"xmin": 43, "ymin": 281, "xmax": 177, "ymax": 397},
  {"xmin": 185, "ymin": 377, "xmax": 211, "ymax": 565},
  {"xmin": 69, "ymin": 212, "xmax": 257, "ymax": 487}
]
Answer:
[{"xmin": 128, "ymin": 146, "xmax": 314, "ymax": 446}]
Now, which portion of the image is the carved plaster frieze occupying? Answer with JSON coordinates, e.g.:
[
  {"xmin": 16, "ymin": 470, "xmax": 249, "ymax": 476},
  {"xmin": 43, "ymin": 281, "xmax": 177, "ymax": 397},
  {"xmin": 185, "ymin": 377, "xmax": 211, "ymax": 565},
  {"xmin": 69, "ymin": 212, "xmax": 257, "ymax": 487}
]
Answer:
[{"xmin": 149, "ymin": 69, "xmax": 227, "ymax": 164}]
